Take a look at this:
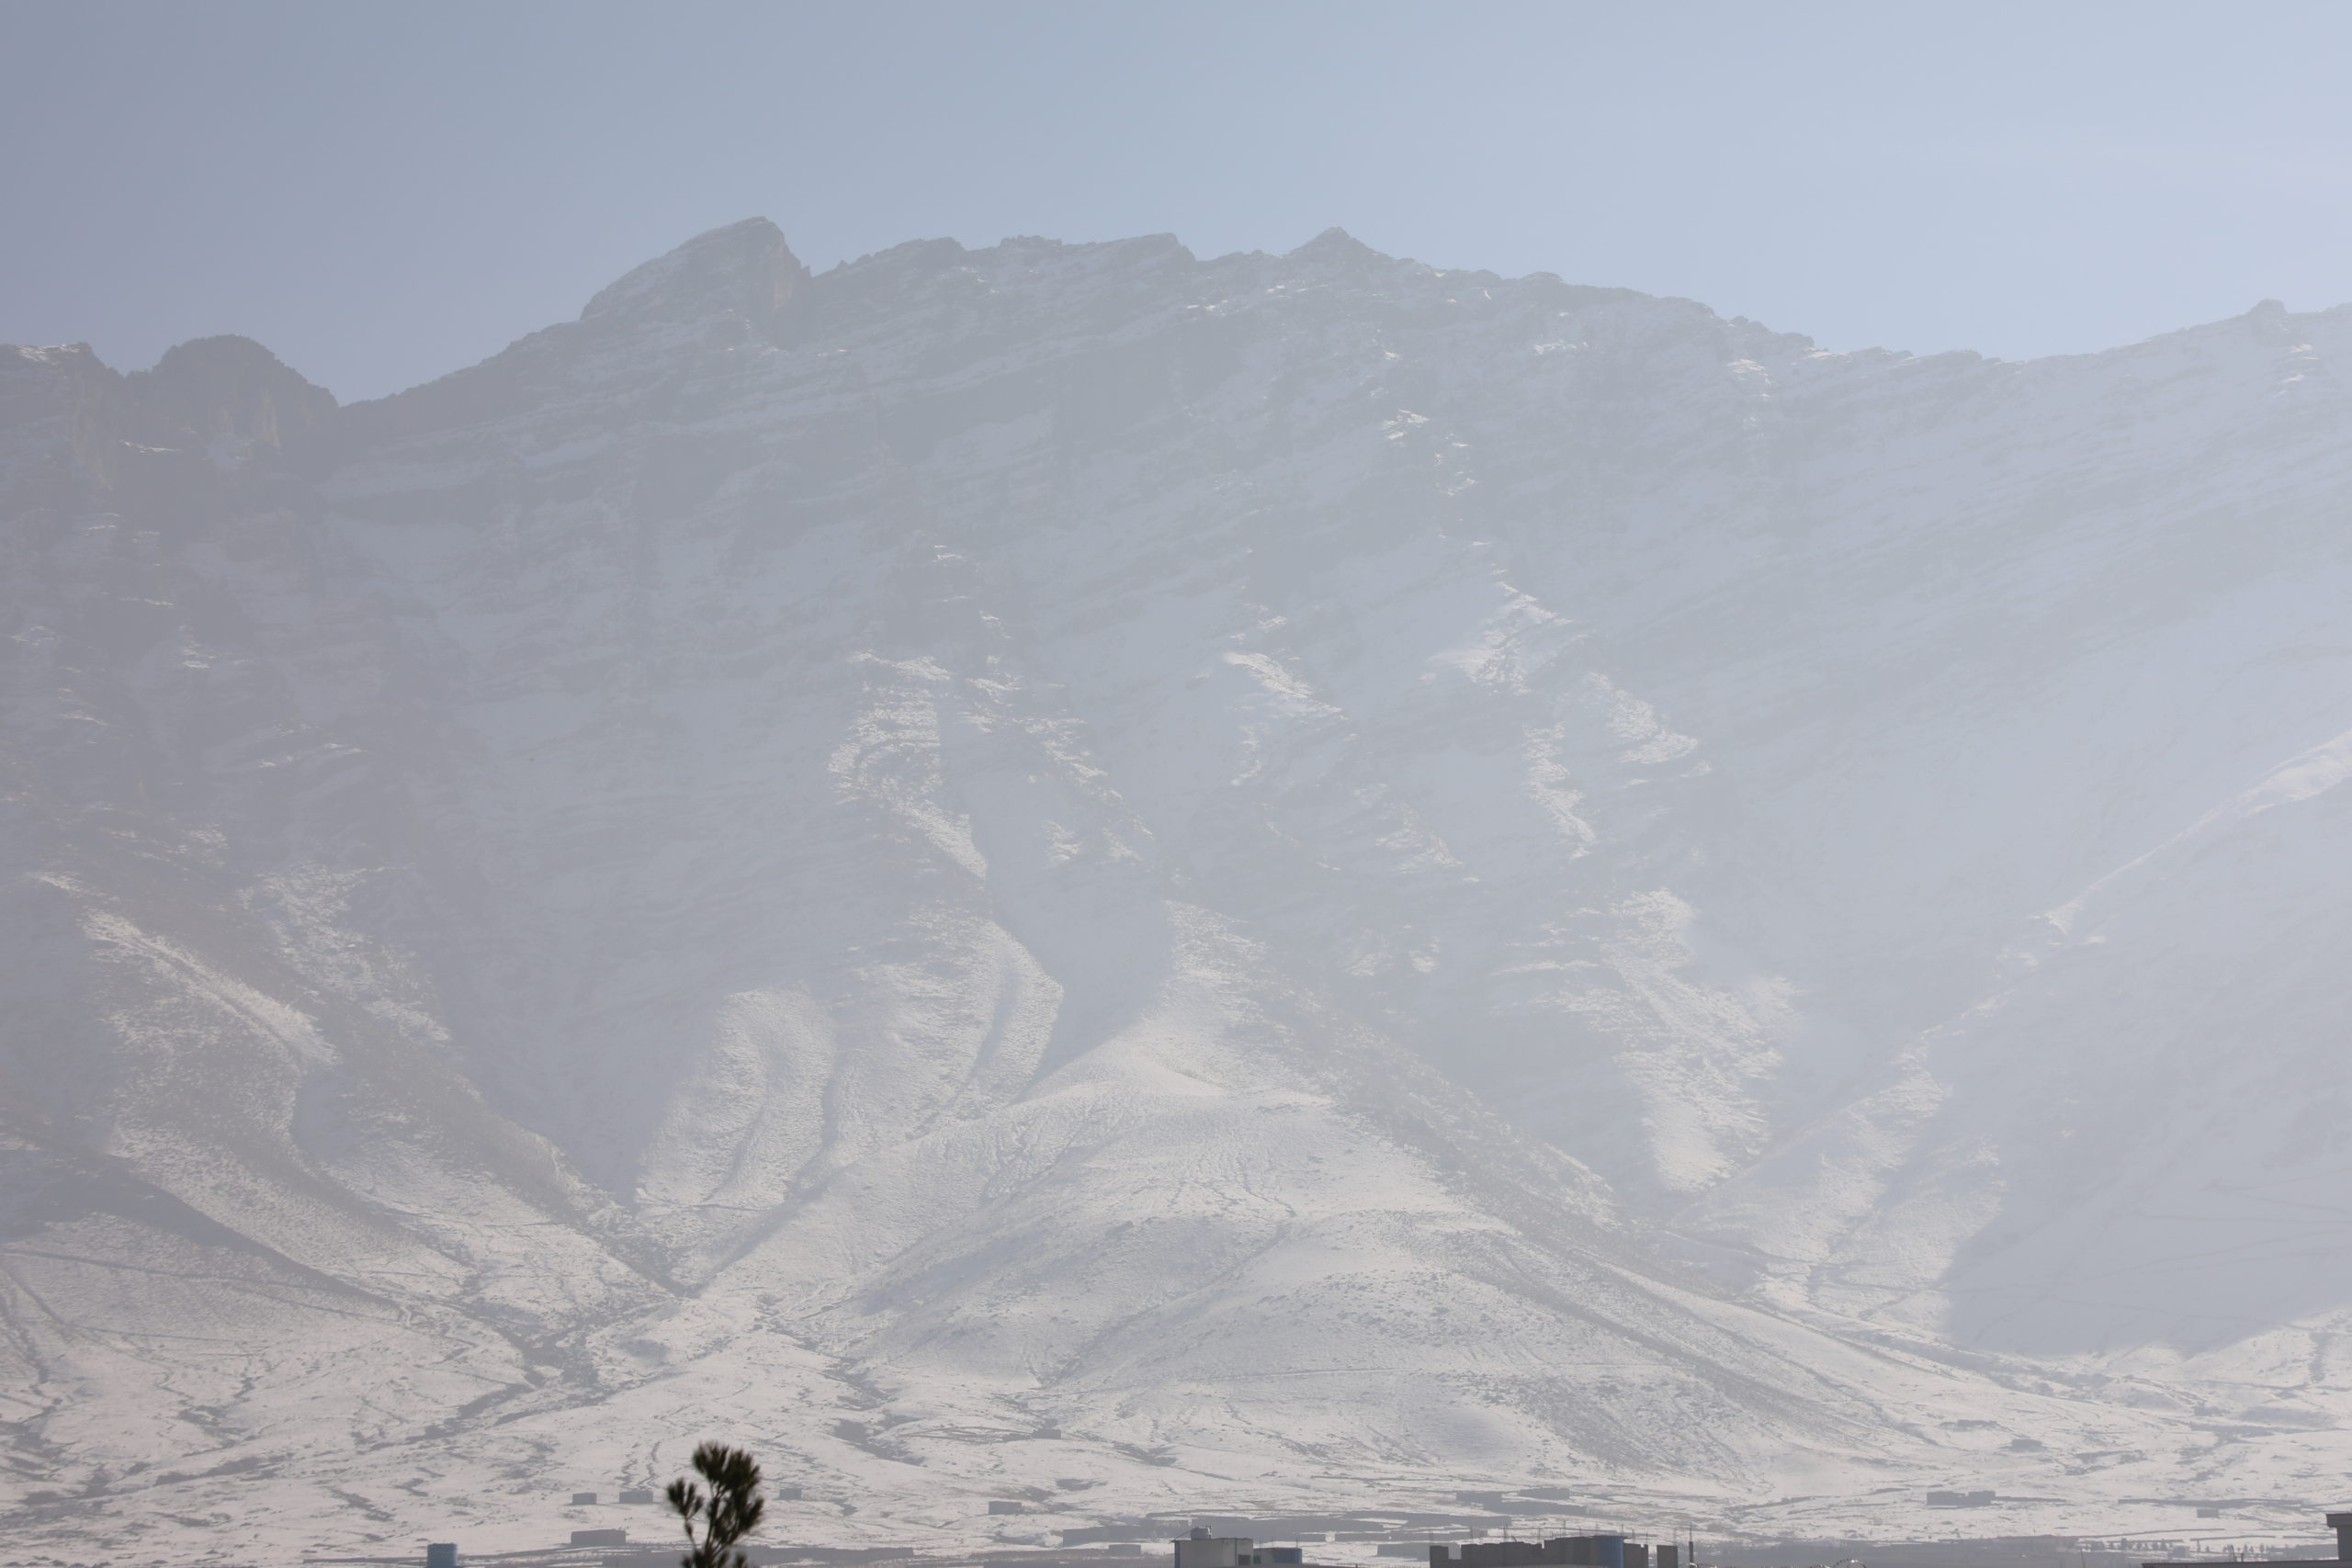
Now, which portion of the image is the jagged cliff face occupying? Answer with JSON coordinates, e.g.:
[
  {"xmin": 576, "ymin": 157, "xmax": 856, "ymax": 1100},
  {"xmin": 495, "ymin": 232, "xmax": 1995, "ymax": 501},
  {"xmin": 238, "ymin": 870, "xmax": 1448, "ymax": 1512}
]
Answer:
[{"xmin": 8, "ymin": 220, "xmax": 2352, "ymax": 1561}]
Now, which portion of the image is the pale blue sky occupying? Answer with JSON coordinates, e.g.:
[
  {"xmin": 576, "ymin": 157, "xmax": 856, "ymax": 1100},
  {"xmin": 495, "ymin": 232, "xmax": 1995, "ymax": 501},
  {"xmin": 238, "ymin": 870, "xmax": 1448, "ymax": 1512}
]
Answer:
[{"xmin": 8, "ymin": 1, "xmax": 2352, "ymax": 400}]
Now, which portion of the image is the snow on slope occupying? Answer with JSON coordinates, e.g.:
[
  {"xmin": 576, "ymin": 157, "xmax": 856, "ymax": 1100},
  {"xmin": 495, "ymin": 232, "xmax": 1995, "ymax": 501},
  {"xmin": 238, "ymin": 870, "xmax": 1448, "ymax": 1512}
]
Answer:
[{"xmin": 6, "ymin": 222, "xmax": 2352, "ymax": 1562}]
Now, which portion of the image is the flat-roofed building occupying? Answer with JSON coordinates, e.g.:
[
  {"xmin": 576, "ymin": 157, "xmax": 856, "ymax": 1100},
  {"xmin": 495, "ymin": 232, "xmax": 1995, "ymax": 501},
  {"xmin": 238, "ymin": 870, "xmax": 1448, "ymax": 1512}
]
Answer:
[
  {"xmin": 2141, "ymin": 1511, "xmax": 2352, "ymax": 1568},
  {"xmin": 1430, "ymin": 1536, "xmax": 1657, "ymax": 1568},
  {"xmin": 1173, "ymin": 1528, "xmax": 1302, "ymax": 1568}
]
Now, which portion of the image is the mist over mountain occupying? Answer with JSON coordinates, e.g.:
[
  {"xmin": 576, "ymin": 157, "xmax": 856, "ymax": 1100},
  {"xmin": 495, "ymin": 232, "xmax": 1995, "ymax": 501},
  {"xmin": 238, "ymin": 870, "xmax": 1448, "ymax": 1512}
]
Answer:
[{"xmin": 7, "ymin": 219, "xmax": 2352, "ymax": 1563}]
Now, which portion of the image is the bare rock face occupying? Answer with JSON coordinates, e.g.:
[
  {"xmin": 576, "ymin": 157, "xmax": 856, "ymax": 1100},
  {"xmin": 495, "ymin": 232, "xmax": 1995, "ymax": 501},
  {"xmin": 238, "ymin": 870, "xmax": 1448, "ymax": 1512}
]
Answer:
[
  {"xmin": 581, "ymin": 213, "xmax": 809, "ymax": 329},
  {"xmin": 2, "ymin": 332, "xmax": 332, "ymax": 510},
  {"xmin": 131, "ymin": 333, "xmax": 338, "ymax": 449},
  {"xmin": 6, "ymin": 221, "xmax": 2352, "ymax": 1561}
]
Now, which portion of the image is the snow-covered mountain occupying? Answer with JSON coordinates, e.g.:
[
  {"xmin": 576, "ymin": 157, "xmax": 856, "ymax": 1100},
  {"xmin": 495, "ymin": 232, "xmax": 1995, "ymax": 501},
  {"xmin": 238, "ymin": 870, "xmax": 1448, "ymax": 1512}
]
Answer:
[{"xmin": 8, "ymin": 219, "xmax": 2352, "ymax": 1563}]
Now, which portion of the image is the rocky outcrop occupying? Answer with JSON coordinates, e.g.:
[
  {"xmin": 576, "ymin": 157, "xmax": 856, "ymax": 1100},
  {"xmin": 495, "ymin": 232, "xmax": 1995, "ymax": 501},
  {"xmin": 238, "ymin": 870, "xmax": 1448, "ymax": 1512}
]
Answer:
[{"xmin": 1, "ymin": 333, "xmax": 332, "ymax": 513}]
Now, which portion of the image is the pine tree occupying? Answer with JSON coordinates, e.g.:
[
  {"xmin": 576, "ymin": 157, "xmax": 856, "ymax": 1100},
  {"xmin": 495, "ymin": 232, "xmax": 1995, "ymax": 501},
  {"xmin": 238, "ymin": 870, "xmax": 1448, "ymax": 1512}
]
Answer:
[{"xmin": 666, "ymin": 1441, "xmax": 767, "ymax": 1568}]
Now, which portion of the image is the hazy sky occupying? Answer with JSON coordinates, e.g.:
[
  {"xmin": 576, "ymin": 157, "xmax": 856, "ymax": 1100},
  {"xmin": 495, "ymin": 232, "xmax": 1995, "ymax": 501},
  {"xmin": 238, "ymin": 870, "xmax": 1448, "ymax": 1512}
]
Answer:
[{"xmin": 9, "ymin": 0, "xmax": 2352, "ymax": 400}]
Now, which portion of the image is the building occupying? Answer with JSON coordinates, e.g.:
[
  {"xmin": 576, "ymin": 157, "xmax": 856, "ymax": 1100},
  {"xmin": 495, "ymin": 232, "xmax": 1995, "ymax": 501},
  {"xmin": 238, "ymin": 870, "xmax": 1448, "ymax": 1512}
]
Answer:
[
  {"xmin": 2142, "ymin": 1511, "xmax": 2352, "ymax": 1568},
  {"xmin": 1172, "ymin": 1528, "xmax": 1304, "ymax": 1568},
  {"xmin": 1430, "ymin": 1537, "xmax": 1676, "ymax": 1568},
  {"xmin": 424, "ymin": 1548, "xmax": 457, "ymax": 1568}
]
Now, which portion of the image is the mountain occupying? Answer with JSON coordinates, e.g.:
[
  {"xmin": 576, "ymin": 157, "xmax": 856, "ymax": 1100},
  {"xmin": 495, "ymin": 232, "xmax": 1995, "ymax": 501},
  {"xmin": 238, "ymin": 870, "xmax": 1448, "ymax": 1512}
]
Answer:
[{"xmin": 6, "ymin": 220, "xmax": 2352, "ymax": 1563}]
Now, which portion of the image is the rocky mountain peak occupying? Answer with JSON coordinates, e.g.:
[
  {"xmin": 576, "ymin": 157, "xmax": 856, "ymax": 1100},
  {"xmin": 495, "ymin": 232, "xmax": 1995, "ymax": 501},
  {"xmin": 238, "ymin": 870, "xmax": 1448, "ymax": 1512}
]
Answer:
[
  {"xmin": 579, "ymin": 215, "xmax": 809, "ymax": 330},
  {"xmin": 1285, "ymin": 225, "xmax": 1386, "ymax": 270},
  {"xmin": 130, "ymin": 333, "xmax": 335, "ymax": 452}
]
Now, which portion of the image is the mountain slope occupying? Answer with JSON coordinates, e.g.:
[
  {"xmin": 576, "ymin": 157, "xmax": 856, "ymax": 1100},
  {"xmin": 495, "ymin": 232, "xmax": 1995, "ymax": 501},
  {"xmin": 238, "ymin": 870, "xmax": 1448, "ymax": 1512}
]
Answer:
[{"xmin": 6, "ymin": 221, "xmax": 2352, "ymax": 1561}]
